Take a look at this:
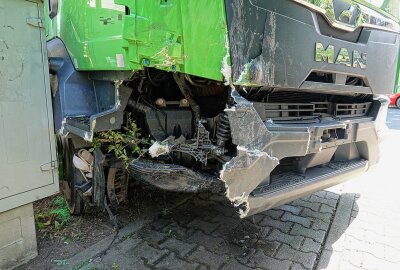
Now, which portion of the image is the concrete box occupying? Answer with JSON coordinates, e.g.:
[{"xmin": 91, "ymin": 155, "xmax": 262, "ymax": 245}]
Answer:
[{"xmin": 0, "ymin": 204, "xmax": 37, "ymax": 270}]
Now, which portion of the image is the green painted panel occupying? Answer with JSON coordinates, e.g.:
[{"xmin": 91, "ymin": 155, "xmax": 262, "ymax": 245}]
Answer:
[{"xmin": 45, "ymin": 0, "xmax": 229, "ymax": 81}]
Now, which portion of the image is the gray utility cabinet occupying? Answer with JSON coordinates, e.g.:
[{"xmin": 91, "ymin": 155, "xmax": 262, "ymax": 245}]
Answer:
[{"xmin": 0, "ymin": 0, "xmax": 59, "ymax": 213}]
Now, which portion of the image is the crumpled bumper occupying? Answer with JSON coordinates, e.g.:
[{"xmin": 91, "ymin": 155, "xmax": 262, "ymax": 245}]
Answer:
[
  {"xmin": 129, "ymin": 91, "xmax": 388, "ymax": 218},
  {"xmin": 219, "ymin": 91, "xmax": 388, "ymax": 217}
]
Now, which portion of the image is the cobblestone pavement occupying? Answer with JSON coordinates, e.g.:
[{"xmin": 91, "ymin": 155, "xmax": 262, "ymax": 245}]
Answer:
[{"xmin": 54, "ymin": 109, "xmax": 400, "ymax": 270}]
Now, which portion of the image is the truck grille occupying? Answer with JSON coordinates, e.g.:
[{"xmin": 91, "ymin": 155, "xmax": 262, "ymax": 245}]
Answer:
[
  {"xmin": 334, "ymin": 103, "xmax": 372, "ymax": 118},
  {"xmin": 253, "ymin": 101, "xmax": 371, "ymax": 121}
]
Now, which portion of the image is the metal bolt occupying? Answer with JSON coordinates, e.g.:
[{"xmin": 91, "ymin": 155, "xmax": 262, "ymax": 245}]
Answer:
[{"xmin": 155, "ymin": 98, "xmax": 166, "ymax": 107}]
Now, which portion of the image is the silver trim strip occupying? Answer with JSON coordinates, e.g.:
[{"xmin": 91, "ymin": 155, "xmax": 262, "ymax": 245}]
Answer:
[{"xmin": 292, "ymin": 0, "xmax": 400, "ymax": 33}]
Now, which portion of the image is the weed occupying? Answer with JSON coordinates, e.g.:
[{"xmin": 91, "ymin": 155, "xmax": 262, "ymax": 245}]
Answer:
[
  {"xmin": 91, "ymin": 115, "xmax": 148, "ymax": 168},
  {"xmin": 35, "ymin": 196, "xmax": 71, "ymax": 231},
  {"xmin": 50, "ymin": 196, "xmax": 71, "ymax": 229},
  {"xmin": 53, "ymin": 259, "xmax": 68, "ymax": 267}
]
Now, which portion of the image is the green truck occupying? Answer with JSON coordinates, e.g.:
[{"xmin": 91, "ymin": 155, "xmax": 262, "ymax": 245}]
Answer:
[{"xmin": 44, "ymin": 0, "xmax": 399, "ymax": 217}]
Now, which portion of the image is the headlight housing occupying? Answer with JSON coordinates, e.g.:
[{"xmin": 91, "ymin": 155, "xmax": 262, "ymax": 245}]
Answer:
[{"xmin": 292, "ymin": 0, "xmax": 400, "ymax": 33}]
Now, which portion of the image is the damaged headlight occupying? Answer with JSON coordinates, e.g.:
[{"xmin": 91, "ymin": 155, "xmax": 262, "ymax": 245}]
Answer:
[{"xmin": 292, "ymin": 0, "xmax": 400, "ymax": 33}]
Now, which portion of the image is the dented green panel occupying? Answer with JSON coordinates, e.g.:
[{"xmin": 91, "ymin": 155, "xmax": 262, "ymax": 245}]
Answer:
[{"xmin": 45, "ymin": 0, "xmax": 228, "ymax": 81}]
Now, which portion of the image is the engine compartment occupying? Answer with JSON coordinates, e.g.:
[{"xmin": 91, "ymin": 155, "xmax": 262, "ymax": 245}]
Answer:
[{"xmin": 124, "ymin": 68, "xmax": 376, "ymax": 174}]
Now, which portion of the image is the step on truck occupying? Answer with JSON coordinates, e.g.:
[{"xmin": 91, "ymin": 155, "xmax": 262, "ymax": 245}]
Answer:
[{"xmin": 45, "ymin": 0, "xmax": 399, "ymax": 217}]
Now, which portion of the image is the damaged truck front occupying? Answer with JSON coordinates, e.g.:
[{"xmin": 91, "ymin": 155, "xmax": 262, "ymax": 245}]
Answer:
[{"xmin": 45, "ymin": 0, "xmax": 399, "ymax": 217}]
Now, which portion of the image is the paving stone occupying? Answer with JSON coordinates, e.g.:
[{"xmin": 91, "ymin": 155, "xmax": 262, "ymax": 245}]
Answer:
[
  {"xmin": 159, "ymin": 237, "xmax": 197, "ymax": 258},
  {"xmin": 345, "ymin": 235, "xmax": 385, "ymax": 259},
  {"xmin": 112, "ymin": 238, "xmax": 143, "ymax": 254},
  {"xmin": 247, "ymin": 238, "xmax": 279, "ymax": 257},
  {"xmin": 292, "ymin": 200, "xmax": 321, "ymax": 212},
  {"xmin": 325, "ymin": 192, "xmax": 339, "ymax": 200},
  {"xmin": 210, "ymin": 215, "xmax": 241, "ymax": 227},
  {"xmin": 188, "ymin": 246, "xmax": 229, "ymax": 269},
  {"xmin": 301, "ymin": 208, "xmax": 332, "ymax": 223},
  {"xmin": 338, "ymin": 261, "xmax": 364, "ymax": 270},
  {"xmin": 259, "ymin": 217, "xmax": 293, "ymax": 233},
  {"xmin": 138, "ymin": 228, "xmax": 167, "ymax": 245},
  {"xmin": 132, "ymin": 242, "xmax": 169, "ymax": 265},
  {"xmin": 290, "ymin": 224, "xmax": 326, "ymax": 244},
  {"xmin": 84, "ymin": 256, "xmax": 151, "ymax": 270},
  {"xmin": 247, "ymin": 250, "xmax": 291, "ymax": 270},
  {"xmin": 155, "ymin": 253, "xmax": 199, "ymax": 270},
  {"xmin": 161, "ymin": 222, "xmax": 194, "ymax": 239},
  {"xmin": 187, "ymin": 231, "xmax": 225, "ymax": 252},
  {"xmin": 300, "ymin": 238, "xmax": 321, "ymax": 254},
  {"xmin": 221, "ymin": 258, "xmax": 253, "ymax": 270},
  {"xmin": 276, "ymin": 244, "xmax": 317, "ymax": 269},
  {"xmin": 344, "ymin": 226, "xmax": 365, "ymax": 241},
  {"xmin": 291, "ymin": 263, "xmax": 307, "ymax": 270},
  {"xmin": 267, "ymin": 229, "xmax": 304, "ymax": 250},
  {"xmin": 313, "ymin": 191, "xmax": 327, "ymax": 198},
  {"xmin": 282, "ymin": 212, "xmax": 311, "ymax": 228},
  {"xmin": 187, "ymin": 218, "xmax": 220, "ymax": 234},
  {"xmin": 316, "ymin": 249, "xmax": 336, "ymax": 270},
  {"xmin": 362, "ymin": 252, "xmax": 399, "ymax": 270},
  {"xmin": 309, "ymin": 194, "xmax": 337, "ymax": 208},
  {"xmin": 319, "ymin": 204, "xmax": 334, "ymax": 214},
  {"xmin": 276, "ymin": 205, "xmax": 302, "ymax": 215},
  {"xmin": 385, "ymin": 224, "xmax": 400, "ymax": 238},
  {"xmin": 312, "ymin": 219, "xmax": 330, "ymax": 231},
  {"xmin": 266, "ymin": 208, "xmax": 286, "ymax": 218},
  {"xmin": 341, "ymin": 248, "xmax": 364, "ymax": 268},
  {"xmin": 384, "ymin": 245, "xmax": 400, "ymax": 263},
  {"xmin": 151, "ymin": 217, "xmax": 173, "ymax": 231}
]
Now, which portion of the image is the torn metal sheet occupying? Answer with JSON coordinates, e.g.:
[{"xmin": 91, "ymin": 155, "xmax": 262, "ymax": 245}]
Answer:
[
  {"xmin": 220, "ymin": 89, "xmax": 311, "ymax": 217},
  {"xmin": 128, "ymin": 160, "xmax": 224, "ymax": 193}
]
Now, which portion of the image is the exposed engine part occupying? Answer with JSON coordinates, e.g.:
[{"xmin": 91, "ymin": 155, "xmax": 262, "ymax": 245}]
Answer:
[
  {"xmin": 129, "ymin": 99, "xmax": 194, "ymax": 141},
  {"xmin": 155, "ymin": 98, "xmax": 166, "ymax": 107},
  {"xmin": 216, "ymin": 113, "xmax": 232, "ymax": 147},
  {"xmin": 184, "ymin": 74, "xmax": 210, "ymax": 88},
  {"xmin": 148, "ymin": 121, "xmax": 225, "ymax": 165},
  {"xmin": 180, "ymin": 99, "xmax": 190, "ymax": 107},
  {"xmin": 154, "ymin": 98, "xmax": 190, "ymax": 108},
  {"xmin": 173, "ymin": 73, "xmax": 201, "ymax": 124},
  {"xmin": 107, "ymin": 166, "xmax": 129, "ymax": 207}
]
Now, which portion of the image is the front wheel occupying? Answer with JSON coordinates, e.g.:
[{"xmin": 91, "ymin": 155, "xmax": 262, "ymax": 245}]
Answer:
[
  {"xmin": 61, "ymin": 138, "xmax": 85, "ymax": 215},
  {"xmin": 396, "ymin": 97, "xmax": 400, "ymax": 109}
]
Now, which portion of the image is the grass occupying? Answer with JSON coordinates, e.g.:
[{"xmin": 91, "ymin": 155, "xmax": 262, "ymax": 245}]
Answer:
[{"xmin": 35, "ymin": 196, "xmax": 71, "ymax": 231}]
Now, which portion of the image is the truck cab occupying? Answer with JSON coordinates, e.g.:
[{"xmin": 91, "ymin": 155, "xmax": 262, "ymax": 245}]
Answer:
[{"xmin": 44, "ymin": 0, "xmax": 399, "ymax": 217}]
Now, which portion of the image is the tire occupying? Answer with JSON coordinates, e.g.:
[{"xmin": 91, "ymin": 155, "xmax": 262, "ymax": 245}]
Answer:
[
  {"xmin": 396, "ymin": 97, "xmax": 400, "ymax": 109},
  {"xmin": 61, "ymin": 138, "xmax": 85, "ymax": 215}
]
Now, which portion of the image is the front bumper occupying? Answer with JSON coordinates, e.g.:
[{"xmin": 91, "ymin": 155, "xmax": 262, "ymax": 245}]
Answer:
[
  {"xmin": 219, "ymin": 91, "xmax": 388, "ymax": 217},
  {"xmin": 129, "ymin": 92, "xmax": 388, "ymax": 217}
]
